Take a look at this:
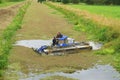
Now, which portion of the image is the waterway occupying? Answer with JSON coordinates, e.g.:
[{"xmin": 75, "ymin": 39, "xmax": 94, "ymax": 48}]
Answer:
[{"xmin": 18, "ymin": 64, "xmax": 120, "ymax": 80}]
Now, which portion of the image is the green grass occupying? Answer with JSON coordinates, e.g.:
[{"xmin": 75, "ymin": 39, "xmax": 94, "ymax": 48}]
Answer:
[
  {"xmin": 0, "ymin": 1, "xmax": 31, "ymax": 77},
  {"xmin": 45, "ymin": 2, "xmax": 120, "ymax": 71},
  {"xmin": 69, "ymin": 4, "xmax": 120, "ymax": 19},
  {"xmin": 0, "ymin": 2, "xmax": 20, "ymax": 8},
  {"xmin": 41, "ymin": 75, "xmax": 77, "ymax": 80}
]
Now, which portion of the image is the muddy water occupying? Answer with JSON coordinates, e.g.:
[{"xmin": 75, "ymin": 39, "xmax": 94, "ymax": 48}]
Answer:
[
  {"xmin": 14, "ymin": 40, "xmax": 102, "ymax": 50},
  {"xmin": 12, "ymin": 40, "xmax": 120, "ymax": 80},
  {"xmin": 19, "ymin": 64, "xmax": 120, "ymax": 80}
]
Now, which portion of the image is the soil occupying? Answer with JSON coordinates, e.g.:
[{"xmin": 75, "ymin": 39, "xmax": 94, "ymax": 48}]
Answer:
[{"xmin": 0, "ymin": 2, "xmax": 23, "ymax": 35}]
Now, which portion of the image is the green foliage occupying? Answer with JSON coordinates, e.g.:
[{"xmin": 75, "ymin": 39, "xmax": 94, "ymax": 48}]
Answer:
[
  {"xmin": 61, "ymin": 0, "xmax": 70, "ymax": 4},
  {"xmin": 113, "ymin": 38, "xmax": 120, "ymax": 53},
  {"xmin": 79, "ymin": 0, "xmax": 84, "ymax": 3},
  {"xmin": 46, "ymin": 2, "xmax": 120, "ymax": 71},
  {"xmin": 114, "ymin": 54, "xmax": 120, "ymax": 71},
  {"xmin": 70, "ymin": 5, "xmax": 120, "ymax": 19},
  {"xmin": 46, "ymin": 2, "xmax": 119, "ymax": 43},
  {"xmin": 0, "ymin": 70, "xmax": 4, "ymax": 77},
  {"xmin": 81, "ymin": 0, "xmax": 120, "ymax": 5},
  {"xmin": 0, "ymin": 54, "xmax": 8, "ymax": 69},
  {"xmin": 0, "ymin": 1, "xmax": 31, "ymax": 76},
  {"xmin": 95, "ymin": 28, "xmax": 119, "ymax": 42},
  {"xmin": 55, "ymin": 0, "xmax": 61, "ymax": 2},
  {"xmin": 70, "ymin": 0, "xmax": 79, "ymax": 4},
  {"xmin": 41, "ymin": 75, "xmax": 77, "ymax": 80},
  {"xmin": 95, "ymin": 48, "xmax": 115, "ymax": 55},
  {"xmin": 51, "ymin": 0, "xmax": 55, "ymax": 2},
  {"xmin": 0, "ymin": 0, "xmax": 5, "ymax": 3},
  {"xmin": 0, "ymin": 0, "xmax": 23, "ymax": 3},
  {"xmin": 10, "ymin": 0, "xmax": 24, "ymax": 2}
]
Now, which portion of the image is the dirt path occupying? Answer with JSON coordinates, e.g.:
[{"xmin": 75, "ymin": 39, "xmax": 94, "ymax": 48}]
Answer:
[
  {"xmin": 14, "ymin": 2, "xmax": 86, "ymax": 41},
  {"xmin": 0, "ymin": 2, "xmax": 23, "ymax": 33},
  {"xmin": 6, "ymin": 0, "xmax": 111, "ymax": 79},
  {"xmin": 0, "ymin": 2, "xmax": 23, "ymax": 35}
]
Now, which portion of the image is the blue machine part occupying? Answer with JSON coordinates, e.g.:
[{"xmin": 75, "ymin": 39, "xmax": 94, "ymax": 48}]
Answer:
[
  {"xmin": 57, "ymin": 35, "xmax": 68, "ymax": 47},
  {"xmin": 60, "ymin": 43, "xmax": 69, "ymax": 47},
  {"xmin": 57, "ymin": 35, "xmax": 67, "ymax": 40},
  {"xmin": 37, "ymin": 45, "xmax": 48, "ymax": 53}
]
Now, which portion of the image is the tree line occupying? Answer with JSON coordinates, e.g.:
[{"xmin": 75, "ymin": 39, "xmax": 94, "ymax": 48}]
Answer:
[
  {"xmin": 51, "ymin": 0, "xmax": 120, "ymax": 5},
  {"xmin": 0, "ymin": 0, "xmax": 24, "ymax": 3}
]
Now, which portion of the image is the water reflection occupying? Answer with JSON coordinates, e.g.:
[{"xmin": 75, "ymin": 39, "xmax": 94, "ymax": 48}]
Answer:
[{"xmin": 19, "ymin": 64, "xmax": 120, "ymax": 80}]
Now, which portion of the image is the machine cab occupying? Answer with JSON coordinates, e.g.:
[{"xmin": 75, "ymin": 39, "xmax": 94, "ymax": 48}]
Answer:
[
  {"xmin": 57, "ymin": 35, "xmax": 68, "ymax": 47},
  {"xmin": 57, "ymin": 35, "xmax": 74, "ymax": 47}
]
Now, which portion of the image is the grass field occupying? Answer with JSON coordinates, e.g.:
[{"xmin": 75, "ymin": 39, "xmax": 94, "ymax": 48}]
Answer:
[
  {"xmin": 0, "ymin": 2, "xmax": 20, "ymax": 8},
  {"xmin": 69, "ymin": 4, "xmax": 120, "ymax": 19}
]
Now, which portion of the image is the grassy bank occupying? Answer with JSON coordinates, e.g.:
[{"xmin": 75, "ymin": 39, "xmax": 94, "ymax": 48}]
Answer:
[
  {"xmin": 0, "ymin": 0, "xmax": 24, "ymax": 8},
  {"xmin": 45, "ymin": 2, "xmax": 120, "ymax": 71},
  {"xmin": 69, "ymin": 4, "xmax": 120, "ymax": 19},
  {"xmin": 0, "ymin": 1, "xmax": 31, "ymax": 77},
  {"xmin": 41, "ymin": 75, "xmax": 77, "ymax": 80},
  {"xmin": 0, "ymin": 2, "xmax": 19, "ymax": 7}
]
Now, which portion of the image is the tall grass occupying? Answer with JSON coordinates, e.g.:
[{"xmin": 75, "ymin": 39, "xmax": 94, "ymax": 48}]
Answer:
[
  {"xmin": 0, "ymin": 0, "xmax": 24, "ymax": 3},
  {"xmin": 45, "ymin": 2, "xmax": 120, "ymax": 71},
  {"xmin": 46, "ymin": 2, "xmax": 119, "ymax": 42},
  {"xmin": 0, "ymin": 1, "xmax": 31, "ymax": 77}
]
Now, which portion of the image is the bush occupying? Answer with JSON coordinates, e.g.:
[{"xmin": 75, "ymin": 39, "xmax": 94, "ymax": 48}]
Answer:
[
  {"xmin": 82, "ymin": 0, "xmax": 120, "ymax": 5},
  {"xmin": 95, "ymin": 48, "xmax": 115, "ymax": 55},
  {"xmin": 0, "ymin": 0, "xmax": 2, "ymax": 3},
  {"xmin": 0, "ymin": 70, "xmax": 4, "ymax": 77},
  {"xmin": 114, "ymin": 54, "xmax": 120, "ymax": 71},
  {"xmin": 79, "ymin": 0, "xmax": 84, "ymax": 3},
  {"xmin": 113, "ymin": 38, "xmax": 120, "ymax": 53},
  {"xmin": 97, "ymin": 28, "xmax": 119, "ymax": 42},
  {"xmin": 71, "ymin": 0, "xmax": 79, "ymax": 4},
  {"xmin": 56, "ymin": 0, "xmax": 61, "ymax": 2},
  {"xmin": 0, "ymin": 0, "xmax": 4, "ymax": 3},
  {"xmin": 0, "ymin": 54, "xmax": 8, "ymax": 69},
  {"xmin": 61, "ymin": 0, "xmax": 69, "ymax": 4}
]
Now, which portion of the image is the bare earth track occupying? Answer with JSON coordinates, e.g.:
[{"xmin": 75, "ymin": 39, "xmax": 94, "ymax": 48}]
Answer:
[
  {"xmin": 0, "ymin": 2, "xmax": 23, "ymax": 35},
  {"xmin": 6, "ymin": 0, "xmax": 113, "ymax": 79}
]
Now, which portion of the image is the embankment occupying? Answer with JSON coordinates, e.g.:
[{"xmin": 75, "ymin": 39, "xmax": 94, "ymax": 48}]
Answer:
[{"xmin": 45, "ymin": 2, "xmax": 120, "ymax": 71}]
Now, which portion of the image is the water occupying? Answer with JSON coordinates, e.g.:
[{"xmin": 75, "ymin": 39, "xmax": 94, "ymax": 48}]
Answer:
[
  {"xmin": 12, "ymin": 40, "xmax": 120, "ymax": 80},
  {"xmin": 19, "ymin": 64, "xmax": 120, "ymax": 80},
  {"xmin": 89, "ymin": 41, "xmax": 103, "ymax": 50},
  {"xmin": 15, "ymin": 40, "xmax": 52, "ymax": 49},
  {"xmin": 14, "ymin": 40, "xmax": 102, "ymax": 50}
]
